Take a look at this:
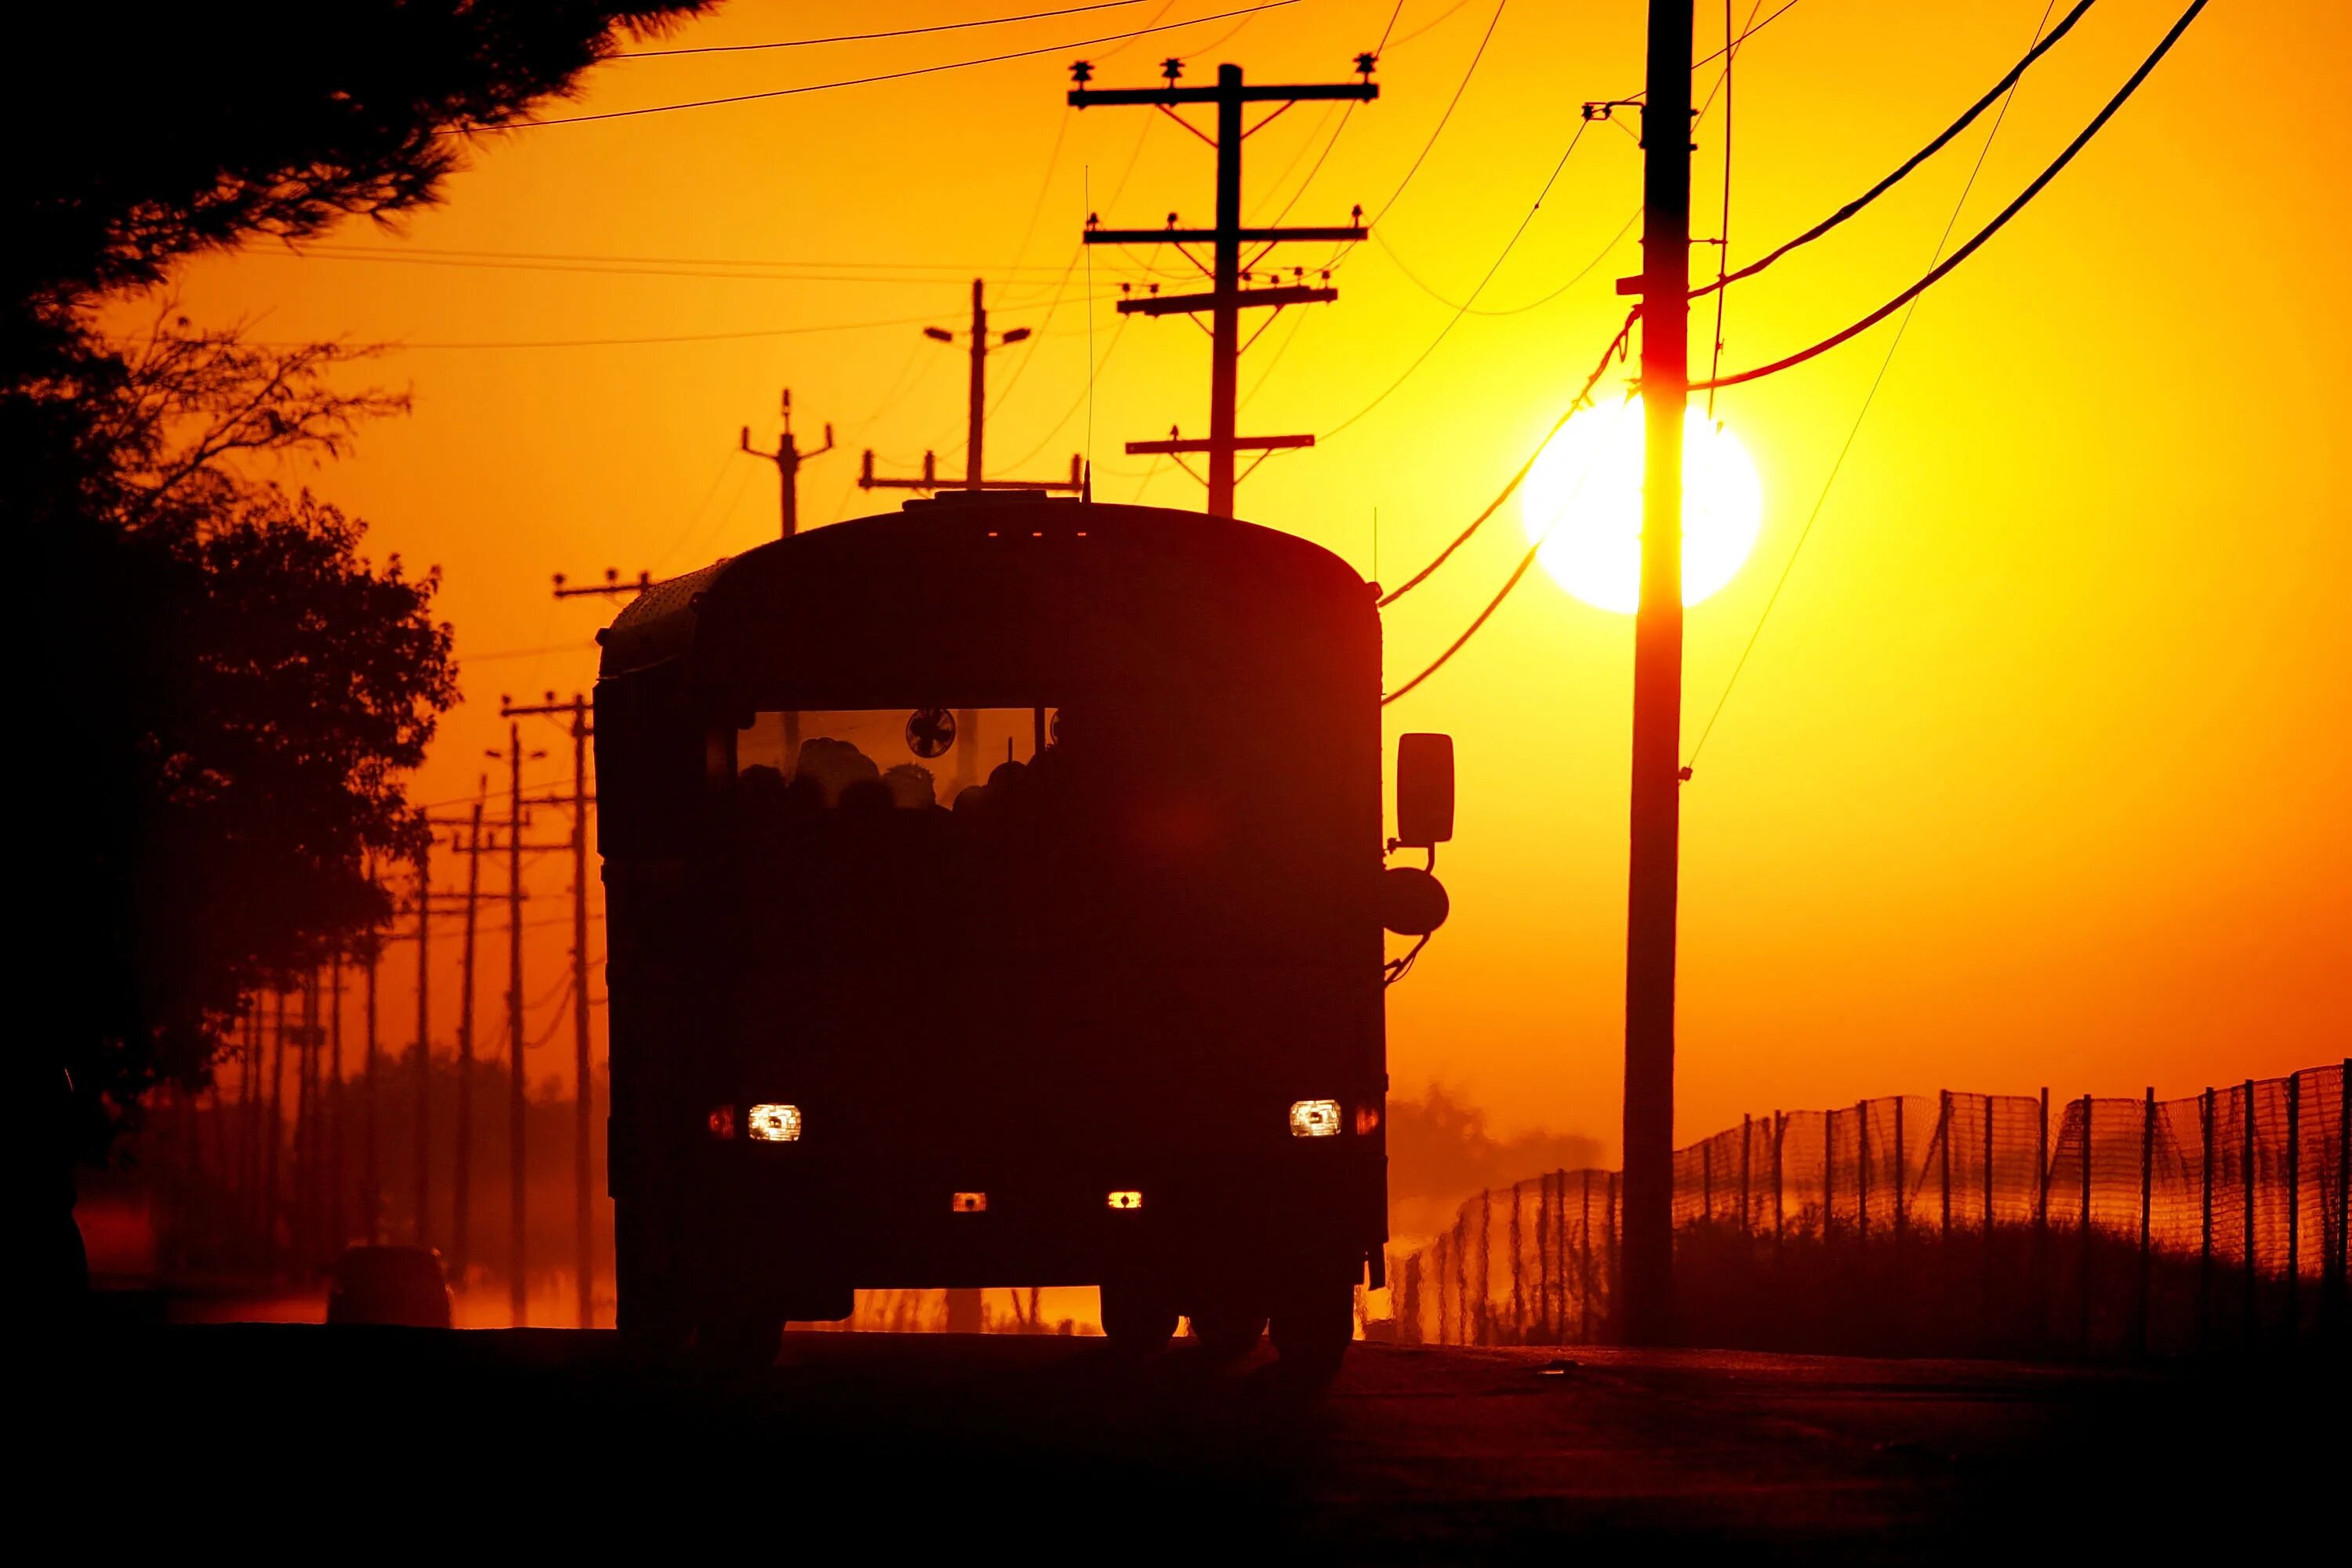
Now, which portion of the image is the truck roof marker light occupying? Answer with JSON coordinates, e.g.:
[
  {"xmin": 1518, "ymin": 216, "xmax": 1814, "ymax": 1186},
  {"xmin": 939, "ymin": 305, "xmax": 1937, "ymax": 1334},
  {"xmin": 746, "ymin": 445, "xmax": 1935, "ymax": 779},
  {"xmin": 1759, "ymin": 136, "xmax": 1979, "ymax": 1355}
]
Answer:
[
  {"xmin": 747, "ymin": 1103, "xmax": 804, "ymax": 1142},
  {"xmin": 1289, "ymin": 1099, "xmax": 1343, "ymax": 1138},
  {"xmin": 953, "ymin": 1192, "xmax": 988, "ymax": 1213},
  {"xmin": 1106, "ymin": 1190, "xmax": 1144, "ymax": 1210},
  {"xmin": 707, "ymin": 1107, "xmax": 735, "ymax": 1139}
]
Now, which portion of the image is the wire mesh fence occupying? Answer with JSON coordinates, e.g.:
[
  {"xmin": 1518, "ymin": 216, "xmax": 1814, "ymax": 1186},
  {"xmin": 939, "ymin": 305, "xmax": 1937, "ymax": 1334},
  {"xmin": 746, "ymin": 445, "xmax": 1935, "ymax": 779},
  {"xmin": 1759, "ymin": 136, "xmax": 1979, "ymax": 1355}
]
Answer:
[{"xmin": 1385, "ymin": 1061, "xmax": 2347, "ymax": 1358}]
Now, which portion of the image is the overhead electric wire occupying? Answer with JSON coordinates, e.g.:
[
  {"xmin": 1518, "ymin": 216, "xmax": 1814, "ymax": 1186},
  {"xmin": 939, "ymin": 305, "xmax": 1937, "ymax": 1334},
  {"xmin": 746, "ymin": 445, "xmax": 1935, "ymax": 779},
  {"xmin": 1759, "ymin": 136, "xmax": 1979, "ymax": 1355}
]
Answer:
[
  {"xmin": 1692, "ymin": 0, "xmax": 2206, "ymax": 391},
  {"xmin": 1371, "ymin": 205, "xmax": 1634, "ymax": 316},
  {"xmin": 1686, "ymin": 0, "xmax": 2063, "ymax": 768},
  {"xmin": 1705, "ymin": 0, "xmax": 1762, "ymax": 417},
  {"xmin": 297, "ymin": 244, "xmax": 1090, "ymax": 276},
  {"xmin": 1374, "ymin": 0, "xmax": 1508, "ymax": 223},
  {"xmin": 1690, "ymin": 0, "xmax": 2095, "ymax": 301},
  {"xmin": 1245, "ymin": 0, "xmax": 1406, "ymax": 236},
  {"xmin": 995, "ymin": 316, "xmax": 1133, "ymax": 471},
  {"xmin": 351, "ymin": 311, "xmax": 952, "ymax": 351},
  {"xmin": 1375, "ymin": 310, "xmax": 1635, "ymax": 609},
  {"xmin": 1386, "ymin": 0, "xmax": 1479, "ymax": 51},
  {"xmin": 466, "ymin": 1, "xmax": 1301, "ymax": 132},
  {"xmin": 619, "ymin": 1, "xmax": 1152, "ymax": 57},
  {"xmin": 1321, "ymin": 118, "xmax": 1588, "ymax": 441}
]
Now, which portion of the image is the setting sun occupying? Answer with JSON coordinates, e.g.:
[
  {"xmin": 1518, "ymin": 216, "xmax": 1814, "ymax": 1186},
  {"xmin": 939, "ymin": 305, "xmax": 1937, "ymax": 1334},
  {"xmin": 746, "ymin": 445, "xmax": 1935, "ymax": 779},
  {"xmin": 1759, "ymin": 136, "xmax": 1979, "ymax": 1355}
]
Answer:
[{"xmin": 1522, "ymin": 396, "xmax": 1764, "ymax": 614}]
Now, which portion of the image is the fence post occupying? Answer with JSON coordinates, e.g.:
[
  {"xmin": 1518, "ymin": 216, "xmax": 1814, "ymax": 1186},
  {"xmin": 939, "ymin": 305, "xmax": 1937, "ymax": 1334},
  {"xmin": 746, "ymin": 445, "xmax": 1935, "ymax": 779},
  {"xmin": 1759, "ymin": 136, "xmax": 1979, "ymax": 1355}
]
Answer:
[
  {"xmin": 2199, "ymin": 1087, "xmax": 2215, "ymax": 1351},
  {"xmin": 1940, "ymin": 1091, "xmax": 1953, "ymax": 1240},
  {"xmin": 1857, "ymin": 1100, "xmax": 1871, "ymax": 1243},
  {"xmin": 1773, "ymin": 1112, "xmax": 1786, "ymax": 1251},
  {"xmin": 1509, "ymin": 1182, "xmax": 1525, "ymax": 1343},
  {"xmin": 2035, "ymin": 1087, "xmax": 2051, "ymax": 1340},
  {"xmin": 2335, "ymin": 1058, "xmax": 2350, "ymax": 1343},
  {"xmin": 1740, "ymin": 1113, "xmax": 1752, "ymax": 1236},
  {"xmin": 1581, "ymin": 1170, "xmax": 1595, "ymax": 1345},
  {"xmin": 2137, "ymin": 1085, "xmax": 2154, "ymax": 1356},
  {"xmin": 2079, "ymin": 1094, "xmax": 2095, "ymax": 1350},
  {"xmin": 1824, "ymin": 1109, "xmax": 1836, "ymax": 1244},
  {"xmin": 2242, "ymin": 1079, "xmax": 2256, "ymax": 1347},
  {"xmin": 2285, "ymin": 1072, "xmax": 2300, "ymax": 1342},
  {"xmin": 1893, "ymin": 1096, "xmax": 1907, "ymax": 1244}
]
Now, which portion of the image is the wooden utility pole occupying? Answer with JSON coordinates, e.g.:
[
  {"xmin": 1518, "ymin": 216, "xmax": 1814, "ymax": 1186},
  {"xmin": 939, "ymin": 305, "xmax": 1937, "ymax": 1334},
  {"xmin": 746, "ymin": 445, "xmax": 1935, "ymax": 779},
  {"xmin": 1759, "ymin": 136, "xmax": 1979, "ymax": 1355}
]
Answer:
[
  {"xmin": 1069, "ymin": 55, "xmax": 1375, "ymax": 517},
  {"xmin": 266, "ymin": 988, "xmax": 287, "ymax": 1276},
  {"xmin": 859, "ymin": 280, "xmax": 1084, "ymax": 499},
  {"xmin": 452, "ymin": 793, "xmax": 487, "ymax": 1282},
  {"xmin": 328, "ymin": 953, "xmax": 344, "ymax": 1250},
  {"xmin": 506, "ymin": 721, "xmax": 530, "ymax": 1324},
  {"xmin": 412, "ymin": 846, "xmax": 433, "ymax": 1250},
  {"xmin": 363, "ymin": 928, "xmax": 380, "ymax": 1245},
  {"xmin": 741, "ymin": 389, "xmax": 834, "ymax": 538},
  {"xmin": 506, "ymin": 691, "xmax": 601, "ymax": 1329},
  {"xmin": 1619, "ymin": 0, "xmax": 1694, "ymax": 1348},
  {"xmin": 565, "ymin": 697, "xmax": 595, "ymax": 1328}
]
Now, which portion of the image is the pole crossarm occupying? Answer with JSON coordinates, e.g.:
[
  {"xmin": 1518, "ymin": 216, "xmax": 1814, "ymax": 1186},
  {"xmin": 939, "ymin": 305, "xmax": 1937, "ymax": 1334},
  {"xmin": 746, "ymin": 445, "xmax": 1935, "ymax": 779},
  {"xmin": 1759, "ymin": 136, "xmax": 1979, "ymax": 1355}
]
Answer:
[
  {"xmin": 1070, "ymin": 82, "xmax": 1376, "ymax": 108},
  {"xmin": 1085, "ymin": 225, "xmax": 1364, "ymax": 245},
  {"xmin": 1116, "ymin": 284, "xmax": 1336, "ymax": 315},
  {"xmin": 1070, "ymin": 61, "xmax": 1374, "ymax": 517},
  {"xmin": 1124, "ymin": 433, "xmax": 1312, "ymax": 455}
]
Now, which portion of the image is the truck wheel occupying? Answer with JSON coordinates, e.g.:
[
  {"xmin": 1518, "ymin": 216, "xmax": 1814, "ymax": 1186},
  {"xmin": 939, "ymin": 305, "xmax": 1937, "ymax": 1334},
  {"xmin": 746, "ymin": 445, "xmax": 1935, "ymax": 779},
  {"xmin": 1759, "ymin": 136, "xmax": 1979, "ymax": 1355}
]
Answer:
[
  {"xmin": 1187, "ymin": 1308, "xmax": 1266, "ymax": 1359},
  {"xmin": 1099, "ymin": 1279, "xmax": 1178, "ymax": 1352},
  {"xmin": 1269, "ymin": 1279, "xmax": 1354, "ymax": 1380}
]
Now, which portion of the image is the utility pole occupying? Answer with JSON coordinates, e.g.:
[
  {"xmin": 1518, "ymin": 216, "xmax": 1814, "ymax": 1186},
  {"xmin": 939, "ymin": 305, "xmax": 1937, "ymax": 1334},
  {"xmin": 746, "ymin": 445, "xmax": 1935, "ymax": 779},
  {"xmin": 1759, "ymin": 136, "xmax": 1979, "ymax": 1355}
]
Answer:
[
  {"xmin": 505, "ymin": 693, "xmax": 600, "ymax": 1330},
  {"xmin": 328, "ymin": 953, "xmax": 344, "ymax": 1250},
  {"xmin": 412, "ymin": 843, "xmax": 432, "ymax": 1251},
  {"xmin": 1069, "ymin": 54, "xmax": 1376, "ymax": 517},
  {"xmin": 1618, "ymin": 0, "xmax": 1695, "ymax": 1348},
  {"xmin": 452, "ymin": 793, "xmax": 487, "ymax": 1283},
  {"xmin": 505, "ymin": 723, "xmax": 534, "ymax": 1324},
  {"xmin": 363, "ymin": 921, "xmax": 380, "ymax": 1245},
  {"xmin": 266, "ymin": 988, "xmax": 286, "ymax": 1277},
  {"xmin": 552, "ymin": 569, "xmax": 652, "ymax": 601},
  {"xmin": 858, "ymin": 279, "xmax": 1085, "ymax": 498},
  {"xmin": 741, "ymin": 389, "xmax": 835, "ymax": 538}
]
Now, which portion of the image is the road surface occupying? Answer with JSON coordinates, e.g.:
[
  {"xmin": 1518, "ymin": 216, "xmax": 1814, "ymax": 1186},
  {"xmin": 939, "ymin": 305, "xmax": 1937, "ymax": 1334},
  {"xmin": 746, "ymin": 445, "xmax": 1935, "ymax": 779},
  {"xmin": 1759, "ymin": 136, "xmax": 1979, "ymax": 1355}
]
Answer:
[{"xmin": 41, "ymin": 1326, "xmax": 2339, "ymax": 1558}]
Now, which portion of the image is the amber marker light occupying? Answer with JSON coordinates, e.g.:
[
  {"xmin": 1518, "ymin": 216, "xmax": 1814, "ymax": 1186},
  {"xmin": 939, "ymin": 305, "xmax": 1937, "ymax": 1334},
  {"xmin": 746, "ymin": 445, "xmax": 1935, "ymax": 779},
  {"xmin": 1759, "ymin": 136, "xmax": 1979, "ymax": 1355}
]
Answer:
[
  {"xmin": 746, "ymin": 1104, "xmax": 803, "ymax": 1142},
  {"xmin": 707, "ymin": 1107, "xmax": 735, "ymax": 1139},
  {"xmin": 1289, "ymin": 1099, "xmax": 1344, "ymax": 1138},
  {"xmin": 1106, "ymin": 1190, "xmax": 1144, "ymax": 1210},
  {"xmin": 953, "ymin": 1192, "xmax": 988, "ymax": 1213}
]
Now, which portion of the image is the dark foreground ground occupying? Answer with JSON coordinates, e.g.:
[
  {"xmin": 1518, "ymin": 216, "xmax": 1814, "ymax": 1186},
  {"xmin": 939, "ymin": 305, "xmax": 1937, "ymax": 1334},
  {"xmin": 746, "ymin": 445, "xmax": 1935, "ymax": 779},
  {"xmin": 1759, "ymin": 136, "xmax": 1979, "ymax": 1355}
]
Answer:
[{"xmin": 38, "ymin": 1325, "xmax": 2344, "ymax": 1559}]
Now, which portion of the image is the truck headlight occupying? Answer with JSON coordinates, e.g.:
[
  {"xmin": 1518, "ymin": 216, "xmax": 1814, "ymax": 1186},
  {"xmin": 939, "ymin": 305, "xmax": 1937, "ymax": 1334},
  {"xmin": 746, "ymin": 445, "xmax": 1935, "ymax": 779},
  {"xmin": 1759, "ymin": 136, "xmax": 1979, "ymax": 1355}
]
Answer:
[
  {"xmin": 1289, "ymin": 1099, "xmax": 1343, "ymax": 1138},
  {"xmin": 747, "ymin": 1103, "xmax": 804, "ymax": 1142}
]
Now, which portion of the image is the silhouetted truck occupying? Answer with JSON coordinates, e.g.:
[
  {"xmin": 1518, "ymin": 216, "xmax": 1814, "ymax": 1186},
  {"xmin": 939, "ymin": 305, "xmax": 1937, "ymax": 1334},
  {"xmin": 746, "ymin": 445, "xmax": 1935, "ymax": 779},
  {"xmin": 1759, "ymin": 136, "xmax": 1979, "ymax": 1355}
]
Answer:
[{"xmin": 596, "ymin": 492, "xmax": 1452, "ymax": 1368}]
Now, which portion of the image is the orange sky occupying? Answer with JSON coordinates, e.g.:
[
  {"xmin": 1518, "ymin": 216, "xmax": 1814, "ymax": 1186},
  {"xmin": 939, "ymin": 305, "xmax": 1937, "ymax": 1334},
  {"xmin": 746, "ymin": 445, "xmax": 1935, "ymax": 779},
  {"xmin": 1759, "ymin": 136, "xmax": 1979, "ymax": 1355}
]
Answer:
[{"xmin": 149, "ymin": 0, "xmax": 2350, "ymax": 1154}]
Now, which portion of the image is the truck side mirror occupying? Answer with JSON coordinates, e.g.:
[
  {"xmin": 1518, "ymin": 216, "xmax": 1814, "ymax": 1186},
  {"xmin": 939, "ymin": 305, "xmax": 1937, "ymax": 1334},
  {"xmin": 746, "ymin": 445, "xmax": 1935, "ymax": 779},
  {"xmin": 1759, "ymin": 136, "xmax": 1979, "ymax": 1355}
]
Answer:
[{"xmin": 1394, "ymin": 732, "xmax": 1454, "ymax": 849}]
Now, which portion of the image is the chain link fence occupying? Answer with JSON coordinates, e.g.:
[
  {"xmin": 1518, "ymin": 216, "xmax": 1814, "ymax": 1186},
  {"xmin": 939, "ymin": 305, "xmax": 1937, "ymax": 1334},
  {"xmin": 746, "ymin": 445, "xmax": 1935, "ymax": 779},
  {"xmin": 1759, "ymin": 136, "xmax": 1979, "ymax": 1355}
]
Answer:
[{"xmin": 1386, "ymin": 1061, "xmax": 2347, "ymax": 1358}]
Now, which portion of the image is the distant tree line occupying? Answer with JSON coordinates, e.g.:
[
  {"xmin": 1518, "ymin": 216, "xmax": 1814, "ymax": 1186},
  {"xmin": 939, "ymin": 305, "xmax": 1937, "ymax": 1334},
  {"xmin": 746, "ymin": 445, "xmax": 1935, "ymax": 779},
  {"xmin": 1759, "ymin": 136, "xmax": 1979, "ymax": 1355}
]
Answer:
[{"xmin": 1, "ymin": 5, "xmax": 708, "ymax": 1200}]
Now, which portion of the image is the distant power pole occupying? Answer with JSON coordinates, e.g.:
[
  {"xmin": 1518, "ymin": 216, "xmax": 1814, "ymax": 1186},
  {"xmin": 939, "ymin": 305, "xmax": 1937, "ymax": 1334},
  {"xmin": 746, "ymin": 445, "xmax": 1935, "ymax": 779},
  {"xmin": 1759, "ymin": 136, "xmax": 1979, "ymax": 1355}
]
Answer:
[
  {"xmin": 859, "ymin": 278, "xmax": 1086, "ymax": 498},
  {"xmin": 452, "ymin": 793, "xmax": 488, "ymax": 1282},
  {"xmin": 362, "ymin": 903, "xmax": 381, "ymax": 1247},
  {"xmin": 505, "ymin": 691, "xmax": 600, "ymax": 1329},
  {"xmin": 1618, "ymin": 0, "xmax": 1696, "ymax": 1348},
  {"xmin": 496, "ymin": 720, "xmax": 543, "ymax": 1325},
  {"xmin": 552, "ymin": 569, "xmax": 652, "ymax": 601},
  {"xmin": 1069, "ymin": 54, "xmax": 1377, "ymax": 517},
  {"xmin": 741, "ymin": 389, "xmax": 835, "ymax": 538},
  {"xmin": 412, "ymin": 845, "xmax": 431, "ymax": 1253}
]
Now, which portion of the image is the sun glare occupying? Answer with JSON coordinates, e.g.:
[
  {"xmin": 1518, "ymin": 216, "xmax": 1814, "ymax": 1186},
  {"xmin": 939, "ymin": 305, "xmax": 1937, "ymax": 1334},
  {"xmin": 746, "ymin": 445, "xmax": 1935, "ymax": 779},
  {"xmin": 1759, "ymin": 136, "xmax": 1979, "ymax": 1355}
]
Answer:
[{"xmin": 1521, "ymin": 396, "xmax": 1763, "ymax": 614}]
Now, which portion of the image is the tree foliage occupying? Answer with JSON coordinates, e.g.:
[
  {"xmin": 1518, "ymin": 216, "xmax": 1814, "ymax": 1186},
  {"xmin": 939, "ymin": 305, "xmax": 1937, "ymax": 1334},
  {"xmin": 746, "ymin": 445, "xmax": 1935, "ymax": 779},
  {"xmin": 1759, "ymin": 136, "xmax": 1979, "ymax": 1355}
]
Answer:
[{"xmin": 4, "ymin": 4, "xmax": 706, "ymax": 1150}]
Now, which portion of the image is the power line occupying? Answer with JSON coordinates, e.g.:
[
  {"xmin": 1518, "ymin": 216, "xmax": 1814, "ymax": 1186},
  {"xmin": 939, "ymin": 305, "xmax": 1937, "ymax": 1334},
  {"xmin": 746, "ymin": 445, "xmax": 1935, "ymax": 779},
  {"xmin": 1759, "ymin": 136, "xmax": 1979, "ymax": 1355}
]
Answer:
[
  {"xmin": 1693, "ymin": 0, "xmax": 2207, "ymax": 392},
  {"xmin": 1372, "ymin": 0, "xmax": 1508, "ymax": 223},
  {"xmin": 1704, "ymin": 0, "xmax": 1762, "ymax": 416},
  {"xmin": 1690, "ymin": 0, "xmax": 2095, "ymax": 302},
  {"xmin": 1370, "ymin": 205, "xmax": 1635, "ymax": 315},
  {"xmin": 465, "ymin": 0, "xmax": 1302, "ymax": 132},
  {"xmin": 1686, "ymin": 0, "xmax": 2063, "ymax": 768},
  {"xmin": 619, "ymin": 1, "xmax": 1152, "ymax": 57},
  {"xmin": 296, "ymin": 243, "xmax": 1098, "ymax": 275},
  {"xmin": 1320, "ymin": 117, "xmax": 1588, "ymax": 441},
  {"xmin": 1386, "ymin": 0, "xmax": 1479, "ymax": 52},
  {"xmin": 351, "ymin": 312, "xmax": 950, "ymax": 351},
  {"xmin": 1375, "ymin": 310, "xmax": 1635, "ymax": 608}
]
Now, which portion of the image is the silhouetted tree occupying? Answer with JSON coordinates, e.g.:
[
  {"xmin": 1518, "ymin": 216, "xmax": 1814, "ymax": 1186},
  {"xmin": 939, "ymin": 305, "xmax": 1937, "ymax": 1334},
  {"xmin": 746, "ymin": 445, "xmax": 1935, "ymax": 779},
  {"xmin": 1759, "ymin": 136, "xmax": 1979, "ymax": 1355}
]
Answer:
[{"xmin": 2, "ymin": 5, "xmax": 705, "ymax": 1164}]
